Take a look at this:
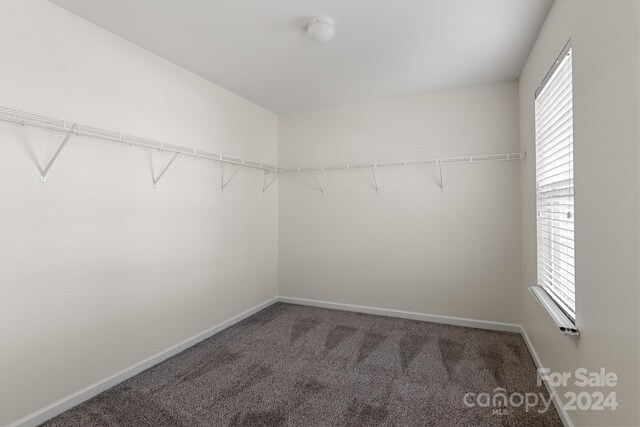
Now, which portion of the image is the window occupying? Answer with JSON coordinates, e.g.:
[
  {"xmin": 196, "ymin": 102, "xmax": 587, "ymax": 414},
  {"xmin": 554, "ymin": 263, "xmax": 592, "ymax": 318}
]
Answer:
[{"xmin": 535, "ymin": 44, "xmax": 575, "ymax": 322}]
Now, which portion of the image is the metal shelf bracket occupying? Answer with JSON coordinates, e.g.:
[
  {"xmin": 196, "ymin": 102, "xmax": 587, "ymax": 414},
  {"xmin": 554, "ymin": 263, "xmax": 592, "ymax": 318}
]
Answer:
[
  {"xmin": 262, "ymin": 171, "xmax": 280, "ymax": 194},
  {"xmin": 313, "ymin": 168, "xmax": 325, "ymax": 195},
  {"xmin": 221, "ymin": 165, "xmax": 241, "ymax": 192},
  {"xmin": 40, "ymin": 124, "xmax": 76, "ymax": 183},
  {"xmin": 371, "ymin": 164, "xmax": 380, "ymax": 193},
  {"xmin": 153, "ymin": 146, "xmax": 182, "ymax": 188}
]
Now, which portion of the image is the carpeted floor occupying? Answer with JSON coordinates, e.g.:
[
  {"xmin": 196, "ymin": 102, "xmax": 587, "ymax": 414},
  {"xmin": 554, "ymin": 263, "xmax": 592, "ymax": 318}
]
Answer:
[{"xmin": 42, "ymin": 303, "xmax": 562, "ymax": 426}]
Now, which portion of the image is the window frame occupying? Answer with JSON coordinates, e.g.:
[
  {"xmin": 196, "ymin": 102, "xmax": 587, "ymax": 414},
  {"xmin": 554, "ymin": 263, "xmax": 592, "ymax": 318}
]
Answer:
[{"xmin": 534, "ymin": 40, "xmax": 576, "ymax": 324}]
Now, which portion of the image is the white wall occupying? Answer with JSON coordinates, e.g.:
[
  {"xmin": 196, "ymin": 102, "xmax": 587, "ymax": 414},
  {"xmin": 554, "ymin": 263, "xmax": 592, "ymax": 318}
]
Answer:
[
  {"xmin": 519, "ymin": 1, "xmax": 640, "ymax": 426},
  {"xmin": 3, "ymin": 1, "xmax": 638, "ymax": 426},
  {"xmin": 278, "ymin": 81, "xmax": 522, "ymax": 324},
  {"xmin": 0, "ymin": 1, "xmax": 278, "ymax": 425}
]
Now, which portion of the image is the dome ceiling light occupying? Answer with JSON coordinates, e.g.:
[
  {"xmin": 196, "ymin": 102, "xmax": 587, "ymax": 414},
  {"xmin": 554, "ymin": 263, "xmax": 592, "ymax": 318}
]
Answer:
[{"xmin": 307, "ymin": 16, "xmax": 335, "ymax": 42}]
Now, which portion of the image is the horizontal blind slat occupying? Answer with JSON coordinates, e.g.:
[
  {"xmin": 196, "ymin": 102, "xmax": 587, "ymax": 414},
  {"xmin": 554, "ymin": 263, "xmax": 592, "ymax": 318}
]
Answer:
[
  {"xmin": 537, "ymin": 95, "xmax": 573, "ymax": 130},
  {"xmin": 538, "ymin": 269, "xmax": 575, "ymax": 303},
  {"xmin": 538, "ymin": 253, "xmax": 575, "ymax": 279},
  {"xmin": 536, "ymin": 137, "xmax": 573, "ymax": 166}
]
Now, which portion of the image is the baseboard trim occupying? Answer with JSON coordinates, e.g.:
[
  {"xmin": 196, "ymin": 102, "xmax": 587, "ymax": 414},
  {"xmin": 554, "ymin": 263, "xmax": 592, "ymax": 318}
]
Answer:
[
  {"xmin": 7, "ymin": 297, "xmax": 279, "ymax": 427},
  {"xmin": 278, "ymin": 296, "xmax": 522, "ymax": 333},
  {"xmin": 519, "ymin": 326, "xmax": 573, "ymax": 427}
]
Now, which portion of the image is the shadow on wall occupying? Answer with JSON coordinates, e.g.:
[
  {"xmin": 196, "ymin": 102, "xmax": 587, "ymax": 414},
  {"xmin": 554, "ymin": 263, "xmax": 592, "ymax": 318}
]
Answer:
[{"xmin": 17, "ymin": 130, "xmax": 45, "ymax": 176}]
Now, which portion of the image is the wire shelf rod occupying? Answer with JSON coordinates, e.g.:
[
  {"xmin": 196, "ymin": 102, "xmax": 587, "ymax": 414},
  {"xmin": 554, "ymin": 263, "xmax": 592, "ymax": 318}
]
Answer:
[
  {"xmin": 0, "ymin": 106, "xmax": 285, "ymax": 173},
  {"xmin": 0, "ymin": 107, "xmax": 527, "ymax": 178},
  {"xmin": 286, "ymin": 152, "xmax": 526, "ymax": 173}
]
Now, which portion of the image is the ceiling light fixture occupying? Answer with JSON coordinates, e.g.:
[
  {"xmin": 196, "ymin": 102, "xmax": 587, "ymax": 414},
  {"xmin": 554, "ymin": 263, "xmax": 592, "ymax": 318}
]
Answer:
[{"xmin": 307, "ymin": 16, "xmax": 335, "ymax": 42}]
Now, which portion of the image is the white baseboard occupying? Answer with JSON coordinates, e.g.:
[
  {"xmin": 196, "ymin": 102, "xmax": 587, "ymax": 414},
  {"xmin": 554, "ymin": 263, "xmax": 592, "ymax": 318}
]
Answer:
[
  {"xmin": 519, "ymin": 326, "xmax": 573, "ymax": 427},
  {"xmin": 7, "ymin": 297, "xmax": 279, "ymax": 427},
  {"xmin": 278, "ymin": 296, "xmax": 522, "ymax": 333}
]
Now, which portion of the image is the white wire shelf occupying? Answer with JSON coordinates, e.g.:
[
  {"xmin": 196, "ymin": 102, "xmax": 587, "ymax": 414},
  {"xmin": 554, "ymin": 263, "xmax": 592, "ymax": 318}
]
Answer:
[
  {"xmin": 284, "ymin": 151, "xmax": 525, "ymax": 194},
  {"xmin": 286, "ymin": 152, "xmax": 526, "ymax": 173},
  {"xmin": 0, "ymin": 106, "xmax": 285, "ymax": 173},
  {"xmin": 0, "ymin": 105, "xmax": 526, "ymax": 192}
]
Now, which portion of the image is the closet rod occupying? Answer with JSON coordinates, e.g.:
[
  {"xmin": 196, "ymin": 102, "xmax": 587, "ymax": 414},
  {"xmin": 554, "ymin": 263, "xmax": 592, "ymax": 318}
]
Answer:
[
  {"xmin": 0, "ymin": 106, "xmax": 285, "ymax": 173},
  {"xmin": 1, "ymin": 106, "xmax": 525, "ymax": 176},
  {"xmin": 287, "ymin": 152, "xmax": 526, "ymax": 173}
]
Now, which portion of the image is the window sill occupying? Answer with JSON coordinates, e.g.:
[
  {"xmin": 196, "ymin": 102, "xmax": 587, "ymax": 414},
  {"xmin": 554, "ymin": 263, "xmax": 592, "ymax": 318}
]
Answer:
[{"xmin": 528, "ymin": 285, "xmax": 579, "ymax": 337}]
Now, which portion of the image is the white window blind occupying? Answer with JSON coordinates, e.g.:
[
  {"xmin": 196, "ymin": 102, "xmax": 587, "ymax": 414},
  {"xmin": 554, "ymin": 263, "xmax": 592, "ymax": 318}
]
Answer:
[{"xmin": 535, "ymin": 46, "xmax": 575, "ymax": 321}]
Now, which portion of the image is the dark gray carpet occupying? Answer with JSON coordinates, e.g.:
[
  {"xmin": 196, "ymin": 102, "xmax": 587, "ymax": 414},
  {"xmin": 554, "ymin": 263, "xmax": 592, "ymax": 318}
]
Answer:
[{"xmin": 41, "ymin": 303, "xmax": 562, "ymax": 426}]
